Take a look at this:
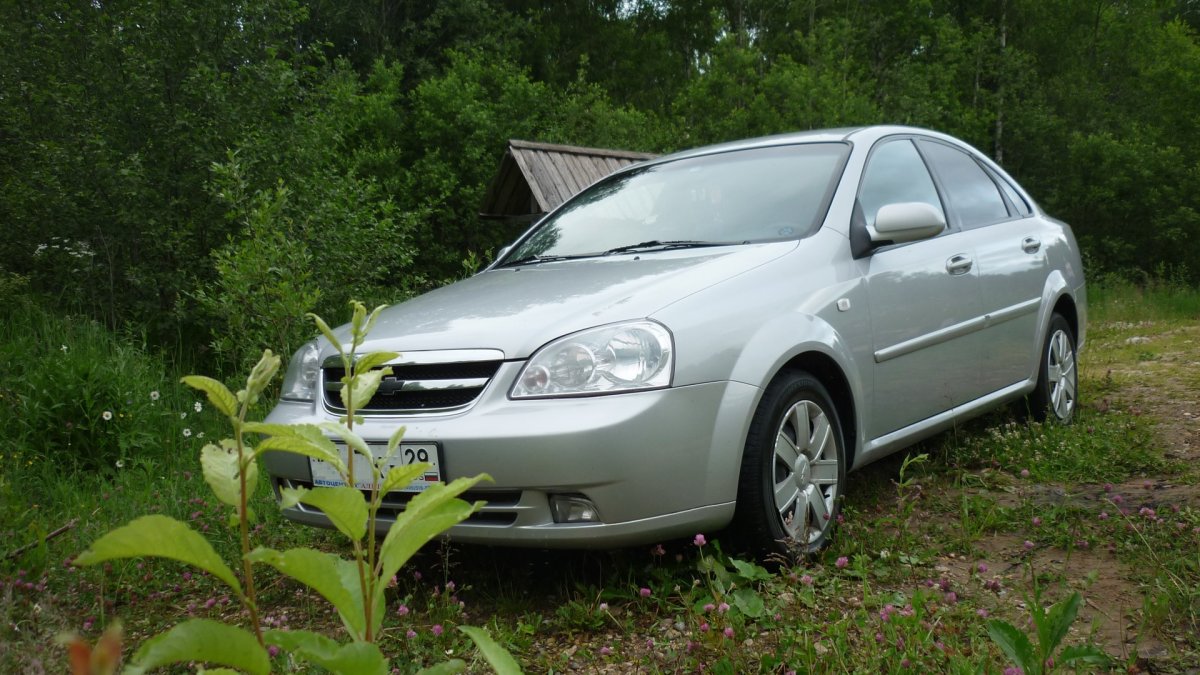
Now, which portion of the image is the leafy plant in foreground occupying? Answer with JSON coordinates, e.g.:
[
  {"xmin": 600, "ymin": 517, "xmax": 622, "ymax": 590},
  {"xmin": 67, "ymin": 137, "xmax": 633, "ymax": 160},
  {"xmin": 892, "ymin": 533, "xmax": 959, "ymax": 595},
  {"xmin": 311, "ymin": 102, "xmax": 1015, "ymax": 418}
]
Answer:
[
  {"xmin": 71, "ymin": 302, "xmax": 521, "ymax": 674},
  {"xmin": 986, "ymin": 587, "xmax": 1109, "ymax": 674}
]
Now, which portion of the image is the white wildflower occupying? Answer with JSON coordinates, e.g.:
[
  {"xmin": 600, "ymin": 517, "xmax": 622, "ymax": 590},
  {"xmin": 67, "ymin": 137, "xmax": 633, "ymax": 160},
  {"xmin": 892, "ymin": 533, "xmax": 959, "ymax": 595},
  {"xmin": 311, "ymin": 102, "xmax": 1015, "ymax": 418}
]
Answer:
[
  {"xmin": 193, "ymin": 401, "xmax": 202, "ymax": 413},
  {"xmin": 182, "ymin": 428, "xmax": 192, "ymax": 438},
  {"xmin": 102, "ymin": 411, "xmax": 113, "ymax": 421},
  {"xmin": 150, "ymin": 390, "xmax": 160, "ymax": 401}
]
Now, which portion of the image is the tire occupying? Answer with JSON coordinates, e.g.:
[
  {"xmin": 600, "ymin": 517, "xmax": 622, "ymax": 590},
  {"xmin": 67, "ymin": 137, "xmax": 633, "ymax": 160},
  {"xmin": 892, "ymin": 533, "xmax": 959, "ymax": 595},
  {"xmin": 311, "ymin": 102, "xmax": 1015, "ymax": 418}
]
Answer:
[
  {"xmin": 1028, "ymin": 313, "xmax": 1078, "ymax": 423},
  {"xmin": 734, "ymin": 371, "xmax": 846, "ymax": 557}
]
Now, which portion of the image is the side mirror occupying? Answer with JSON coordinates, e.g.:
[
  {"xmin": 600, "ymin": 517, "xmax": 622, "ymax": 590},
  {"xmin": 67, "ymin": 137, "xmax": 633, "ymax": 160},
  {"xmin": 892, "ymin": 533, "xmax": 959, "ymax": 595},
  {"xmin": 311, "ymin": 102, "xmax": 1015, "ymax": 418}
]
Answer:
[
  {"xmin": 869, "ymin": 202, "xmax": 946, "ymax": 244},
  {"xmin": 495, "ymin": 245, "xmax": 512, "ymax": 262}
]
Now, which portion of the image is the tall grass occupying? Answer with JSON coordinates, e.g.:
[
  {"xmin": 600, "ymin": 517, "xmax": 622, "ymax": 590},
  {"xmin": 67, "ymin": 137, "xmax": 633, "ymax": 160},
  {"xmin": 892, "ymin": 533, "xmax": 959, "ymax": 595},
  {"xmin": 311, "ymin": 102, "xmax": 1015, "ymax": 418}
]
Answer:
[
  {"xmin": 1089, "ymin": 276, "xmax": 1200, "ymax": 324},
  {"xmin": 0, "ymin": 299, "xmax": 242, "ymax": 574}
]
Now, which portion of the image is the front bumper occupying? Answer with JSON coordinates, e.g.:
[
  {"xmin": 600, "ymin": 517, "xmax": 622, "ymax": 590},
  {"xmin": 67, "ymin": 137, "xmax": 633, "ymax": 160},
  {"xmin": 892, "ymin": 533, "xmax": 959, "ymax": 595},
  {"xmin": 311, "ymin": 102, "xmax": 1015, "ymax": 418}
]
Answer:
[{"xmin": 262, "ymin": 367, "xmax": 758, "ymax": 548}]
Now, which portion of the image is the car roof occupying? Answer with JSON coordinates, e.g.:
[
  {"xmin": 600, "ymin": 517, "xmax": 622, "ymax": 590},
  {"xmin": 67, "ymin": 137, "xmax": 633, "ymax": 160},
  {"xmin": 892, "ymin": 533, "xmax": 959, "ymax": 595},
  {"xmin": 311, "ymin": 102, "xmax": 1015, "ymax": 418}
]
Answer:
[{"xmin": 639, "ymin": 125, "xmax": 969, "ymax": 167}]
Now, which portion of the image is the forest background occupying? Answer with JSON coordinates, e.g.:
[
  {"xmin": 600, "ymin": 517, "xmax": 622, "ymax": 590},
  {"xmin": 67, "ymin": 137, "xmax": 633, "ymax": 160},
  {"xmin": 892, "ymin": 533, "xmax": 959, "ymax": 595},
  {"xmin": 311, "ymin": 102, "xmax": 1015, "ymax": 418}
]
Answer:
[{"xmin": 3, "ymin": 0, "xmax": 1199, "ymax": 372}]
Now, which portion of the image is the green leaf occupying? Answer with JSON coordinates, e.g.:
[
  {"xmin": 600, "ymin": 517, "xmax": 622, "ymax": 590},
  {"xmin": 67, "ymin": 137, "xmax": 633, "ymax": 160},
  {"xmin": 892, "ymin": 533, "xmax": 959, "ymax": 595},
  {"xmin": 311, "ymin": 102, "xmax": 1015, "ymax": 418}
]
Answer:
[
  {"xmin": 350, "ymin": 301, "xmax": 368, "ymax": 341},
  {"xmin": 1058, "ymin": 644, "xmax": 1112, "ymax": 666},
  {"xmin": 459, "ymin": 626, "xmax": 523, "ymax": 675},
  {"xmin": 732, "ymin": 587, "xmax": 765, "ymax": 618},
  {"xmin": 353, "ymin": 351, "xmax": 400, "ymax": 374},
  {"xmin": 361, "ymin": 304, "xmax": 388, "ymax": 338},
  {"xmin": 74, "ymin": 515, "xmax": 242, "ymax": 595},
  {"xmin": 201, "ymin": 441, "xmax": 257, "ymax": 507},
  {"xmin": 291, "ymin": 486, "xmax": 367, "ymax": 542},
  {"xmin": 730, "ymin": 558, "xmax": 772, "ymax": 582},
  {"xmin": 255, "ymin": 436, "xmax": 344, "ymax": 473},
  {"xmin": 386, "ymin": 425, "xmax": 408, "ymax": 455},
  {"xmin": 986, "ymin": 619, "xmax": 1036, "ymax": 672},
  {"xmin": 245, "ymin": 350, "xmax": 282, "ymax": 403},
  {"xmin": 308, "ymin": 313, "xmax": 344, "ymax": 354},
  {"xmin": 318, "ymin": 421, "xmax": 371, "ymax": 465},
  {"xmin": 316, "ymin": 420, "xmax": 372, "ymax": 482},
  {"xmin": 246, "ymin": 547, "xmax": 366, "ymax": 641},
  {"xmin": 264, "ymin": 630, "xmax": 388, "ymax": 675},
  {"xmin": 252, "ymin": 423, "xmax": 344, "ymax": 472},
  {"xmin": 416, "ymin": 660, "xmax": 467, "ymax": 674},
  {"xmin": 181, "ymin": 375, "xmax": 238, "ymax": 417},
  {"xmin": 342, "ymin": 367, "xmax": 390, "ymax": 412},
  {"xmin": 1038, "ymin": 592, "xmax": 1081, "ymax": 661},
  {"xmin": 280, "ymin": 486, "xmax": 308, "ymax": 509},
  {"xmin": 126, "ymin": 619, "xmax": 268, "ymax": 675},
  {"xmin": 381, "ymin": 463, "xmax": 428, "ymax": 493}
]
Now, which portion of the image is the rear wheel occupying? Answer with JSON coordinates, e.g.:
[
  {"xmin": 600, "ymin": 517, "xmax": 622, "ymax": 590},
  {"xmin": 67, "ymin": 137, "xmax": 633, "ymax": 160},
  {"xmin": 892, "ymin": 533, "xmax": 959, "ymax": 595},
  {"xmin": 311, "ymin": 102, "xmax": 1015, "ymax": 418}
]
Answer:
[
  {"xmin": 1028, "ymin": 313, "xmax": 1078, "ymax": 423},
  {"xmin": 734, "ymin": 371, "xmax": 845, "ymax": 556}
]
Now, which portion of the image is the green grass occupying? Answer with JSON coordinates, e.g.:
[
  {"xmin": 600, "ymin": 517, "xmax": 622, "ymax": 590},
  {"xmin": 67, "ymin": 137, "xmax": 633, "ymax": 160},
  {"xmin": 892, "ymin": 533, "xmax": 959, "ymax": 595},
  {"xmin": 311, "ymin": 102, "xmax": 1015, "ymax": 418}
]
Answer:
[
  {"xmin": 1089, "ymin": 277, "xmax": 1200, "ymax": 324},
  {"xmin": 2, "ymin": 284, "xmax": 1199, "ymax": 672}
]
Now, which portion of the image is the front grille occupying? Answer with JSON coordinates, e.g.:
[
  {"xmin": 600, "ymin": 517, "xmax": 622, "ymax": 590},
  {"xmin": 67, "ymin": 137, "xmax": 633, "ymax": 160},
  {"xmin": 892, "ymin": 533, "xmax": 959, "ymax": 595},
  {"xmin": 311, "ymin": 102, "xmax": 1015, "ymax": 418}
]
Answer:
[{"xmin": 321, "ymin": 351, "xmax": 503, "ymax": 414}]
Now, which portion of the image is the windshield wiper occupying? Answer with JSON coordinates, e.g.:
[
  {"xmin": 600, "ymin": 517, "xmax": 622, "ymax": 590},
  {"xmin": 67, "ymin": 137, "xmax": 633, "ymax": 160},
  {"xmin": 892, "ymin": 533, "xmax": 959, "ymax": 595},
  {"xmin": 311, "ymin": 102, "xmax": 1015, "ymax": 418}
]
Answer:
[
  {"xmin": 601, "ymin": 240, "xmax": 725, "ymax": 255},
  {"xmin": 499, "ymin": 254, "xmax": 591, "ymax": 268}
]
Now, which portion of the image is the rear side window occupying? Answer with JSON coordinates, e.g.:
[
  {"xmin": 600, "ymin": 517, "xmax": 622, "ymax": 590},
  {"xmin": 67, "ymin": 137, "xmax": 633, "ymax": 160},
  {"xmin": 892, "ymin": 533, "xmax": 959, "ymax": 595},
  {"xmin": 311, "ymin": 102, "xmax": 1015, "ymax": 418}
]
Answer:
[
  {"xmin": 918, "ymin": 140, "xmax": 1009, "ymax": 229},
  {"xmin": 858, "ymin": 140, "xmax": 944, "ymax": 228}
]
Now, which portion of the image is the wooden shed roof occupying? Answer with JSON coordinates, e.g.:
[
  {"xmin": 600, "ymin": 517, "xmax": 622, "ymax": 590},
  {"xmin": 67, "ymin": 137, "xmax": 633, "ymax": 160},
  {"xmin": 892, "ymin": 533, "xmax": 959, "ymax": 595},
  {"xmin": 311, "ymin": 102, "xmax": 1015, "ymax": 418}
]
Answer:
[{"xmin": 481, "ymin": 140, "xmax": 657, "ymax": 219}]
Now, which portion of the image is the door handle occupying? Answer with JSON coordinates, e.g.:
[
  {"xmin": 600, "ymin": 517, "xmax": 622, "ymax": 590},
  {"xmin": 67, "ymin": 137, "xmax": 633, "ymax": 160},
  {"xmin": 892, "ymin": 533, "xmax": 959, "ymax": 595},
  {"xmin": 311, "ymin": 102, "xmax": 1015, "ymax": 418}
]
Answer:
[
  {"xmin": 946, "ymin": 254, "xmax": 973, "ymax": 275},
  {"xmin": 1021, "ymin": 237, "xmax": 1041, "ymax": 253}
]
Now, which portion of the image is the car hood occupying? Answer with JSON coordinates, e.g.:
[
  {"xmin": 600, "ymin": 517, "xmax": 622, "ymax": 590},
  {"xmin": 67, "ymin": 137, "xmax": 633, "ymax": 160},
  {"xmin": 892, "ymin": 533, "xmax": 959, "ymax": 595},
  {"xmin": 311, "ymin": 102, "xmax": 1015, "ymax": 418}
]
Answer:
[{"xmin": 351, "ymin": 242, "xmax": 795, "ymax": 359}]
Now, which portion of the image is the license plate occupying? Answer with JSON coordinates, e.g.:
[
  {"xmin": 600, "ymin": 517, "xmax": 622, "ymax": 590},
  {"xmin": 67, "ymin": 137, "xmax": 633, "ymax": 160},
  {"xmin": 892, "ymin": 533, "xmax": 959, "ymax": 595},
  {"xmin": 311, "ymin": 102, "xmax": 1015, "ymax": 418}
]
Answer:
[{"xmin": 309, "ymin": 443, "xmax": 442, "ymax": 493}]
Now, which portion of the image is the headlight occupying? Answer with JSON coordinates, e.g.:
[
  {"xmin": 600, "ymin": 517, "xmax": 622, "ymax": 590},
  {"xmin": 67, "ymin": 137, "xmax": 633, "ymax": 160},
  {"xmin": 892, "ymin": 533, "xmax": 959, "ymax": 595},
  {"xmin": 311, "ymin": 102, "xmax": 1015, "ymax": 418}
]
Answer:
[
  {"xmin": 511, "ymin": 321, "xmax": 673, "ymax": 398},
  {"xmin": 280, "ymin": 339, "xmax": 321, "ymax": 402}
]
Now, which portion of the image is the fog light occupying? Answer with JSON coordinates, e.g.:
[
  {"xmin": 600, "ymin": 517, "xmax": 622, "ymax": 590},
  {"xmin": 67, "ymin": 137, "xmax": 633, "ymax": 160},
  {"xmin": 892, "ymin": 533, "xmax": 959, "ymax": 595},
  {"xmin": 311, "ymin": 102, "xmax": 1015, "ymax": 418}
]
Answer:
[{"xmin": 549, "ymin": 494, "xmax": 600, "ymax": 523}]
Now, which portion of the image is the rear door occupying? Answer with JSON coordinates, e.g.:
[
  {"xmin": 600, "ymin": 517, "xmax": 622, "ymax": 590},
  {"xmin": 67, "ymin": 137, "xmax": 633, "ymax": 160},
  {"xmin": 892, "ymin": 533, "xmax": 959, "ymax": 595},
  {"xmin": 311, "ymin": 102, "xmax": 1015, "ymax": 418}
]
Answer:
[{"xmin": 917, "ymin": 139, "xmax": 1046, "ymax": 395}]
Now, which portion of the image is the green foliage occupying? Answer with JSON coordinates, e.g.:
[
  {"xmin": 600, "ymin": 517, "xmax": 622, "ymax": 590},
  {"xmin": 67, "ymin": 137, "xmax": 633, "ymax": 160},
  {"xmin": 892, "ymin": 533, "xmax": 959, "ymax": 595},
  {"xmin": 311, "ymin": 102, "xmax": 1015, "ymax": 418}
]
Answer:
[
  {"xmin": 70, "ymin": 303, "xmax": 516, "ymax": 673},
  {"xmin": 986, "ymin": 590, "xmax": 1110, "ymax": 674},
  {"xmin": 0, "ymin": 304, "xmax": 200, "ymax": 472},
  {"xmin": 126, "ymin": 619, "xmax": 270, "ymax": 675},
  {"xmin": 75, "ymin": 515, "xmax": 244, "ymax": 595},
  {"xmin": 194, "ymin": 158, "xmax": 323, "ymax": 372},
  {"xmin": 943, "ymin": 412, "xmax": 1161, "ymax": 484},
  {"xmin": 458, "ymin": 626, "xmax": 524, "ymax": 675}
]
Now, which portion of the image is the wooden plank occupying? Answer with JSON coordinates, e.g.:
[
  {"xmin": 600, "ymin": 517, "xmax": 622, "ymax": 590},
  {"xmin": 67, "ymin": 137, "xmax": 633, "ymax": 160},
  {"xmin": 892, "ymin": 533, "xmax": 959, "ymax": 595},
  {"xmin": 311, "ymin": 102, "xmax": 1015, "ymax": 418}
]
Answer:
[
  {"xmin": 561, "ymin": 152, "xmax": 593, "ymax": 194},
  {"xmin": 510, "ymin": 148, "xmax": 552, "ymax": 212},
  {"xmin": 530, "ymin": 150, "xmax": 571, "ymax": 210},
  {"xmin": 544, "ymin": 152, "xmax": 578, "ymax": 207}
]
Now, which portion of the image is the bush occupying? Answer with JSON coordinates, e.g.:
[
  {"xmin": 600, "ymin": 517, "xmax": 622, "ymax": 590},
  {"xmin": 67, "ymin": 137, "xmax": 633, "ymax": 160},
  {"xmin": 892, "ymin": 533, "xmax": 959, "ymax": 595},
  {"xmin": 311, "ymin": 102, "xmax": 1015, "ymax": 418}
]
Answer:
[{"xmin": 0, "ymin": 303, "xmax": 201, "ymax": 473}]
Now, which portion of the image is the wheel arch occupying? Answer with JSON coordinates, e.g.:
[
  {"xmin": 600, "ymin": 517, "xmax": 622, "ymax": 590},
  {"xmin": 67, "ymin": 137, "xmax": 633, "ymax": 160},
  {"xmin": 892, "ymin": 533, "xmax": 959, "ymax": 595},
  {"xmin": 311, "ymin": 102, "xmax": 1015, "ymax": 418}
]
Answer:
[
  {"xmin": 773, "ymin": 352, "xmax": 859, "ymax": 470},
  {"xmin": 1052, "ymin": 294, "xmax": 1079, "ymax": 341}
]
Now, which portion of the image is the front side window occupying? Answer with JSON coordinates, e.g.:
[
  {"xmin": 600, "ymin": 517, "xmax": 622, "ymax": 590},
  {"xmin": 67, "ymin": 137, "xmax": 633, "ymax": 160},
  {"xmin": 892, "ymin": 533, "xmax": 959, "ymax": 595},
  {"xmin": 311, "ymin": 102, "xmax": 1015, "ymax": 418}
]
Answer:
[
  {"xmin": 858, "ymin": 139, "xmax": 945, "ymax": 229},
  {"xmin": 501, "ymin": 143, "xmax": 850, "ymax": 263}
]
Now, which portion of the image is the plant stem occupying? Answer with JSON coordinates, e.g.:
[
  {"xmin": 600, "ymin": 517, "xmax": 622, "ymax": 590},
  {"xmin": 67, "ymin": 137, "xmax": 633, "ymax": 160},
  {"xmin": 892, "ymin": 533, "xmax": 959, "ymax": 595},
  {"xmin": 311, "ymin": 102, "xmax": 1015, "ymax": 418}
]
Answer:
[
  {"xmin": 234, "ymin": 406, "xmax": 264, "ymax": 646},
  {"xmin": 345, "ymin": 348, "xmax": 374, "ymax": 642}
]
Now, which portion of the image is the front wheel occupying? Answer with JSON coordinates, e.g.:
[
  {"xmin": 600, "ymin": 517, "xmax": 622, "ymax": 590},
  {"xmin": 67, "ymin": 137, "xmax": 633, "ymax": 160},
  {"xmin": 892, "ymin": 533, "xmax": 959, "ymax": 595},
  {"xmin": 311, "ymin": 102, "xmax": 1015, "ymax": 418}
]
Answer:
[
  {"xmin": 1028, "ymin": 313, "xmax": 1078, "ymax": 423},
  {"xmin": 734, "ymin": 371, "xmax": 846, "ymax": 557}
]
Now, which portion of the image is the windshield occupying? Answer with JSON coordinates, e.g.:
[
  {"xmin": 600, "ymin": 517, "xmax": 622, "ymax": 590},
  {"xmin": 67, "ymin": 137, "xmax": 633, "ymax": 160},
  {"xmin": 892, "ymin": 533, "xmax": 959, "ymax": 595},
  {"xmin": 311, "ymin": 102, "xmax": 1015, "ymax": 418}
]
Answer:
[{"xmin": 501, "ymin": 142, "xmax": 850, "ymax": 264}]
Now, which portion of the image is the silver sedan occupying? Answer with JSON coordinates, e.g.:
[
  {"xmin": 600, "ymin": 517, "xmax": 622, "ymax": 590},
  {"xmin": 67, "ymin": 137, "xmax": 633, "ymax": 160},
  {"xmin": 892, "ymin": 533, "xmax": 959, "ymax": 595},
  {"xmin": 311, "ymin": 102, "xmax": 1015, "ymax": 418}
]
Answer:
[{"xmin": 265, "ymin": 125, "xmax": 1085, "ymax": 555}]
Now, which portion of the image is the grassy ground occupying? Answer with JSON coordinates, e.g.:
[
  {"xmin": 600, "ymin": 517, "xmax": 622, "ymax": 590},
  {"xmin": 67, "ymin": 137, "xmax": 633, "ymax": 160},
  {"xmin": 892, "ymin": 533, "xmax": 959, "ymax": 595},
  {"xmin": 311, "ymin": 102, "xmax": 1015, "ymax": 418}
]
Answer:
[{"xmin": 1, "ymin": 282, "xmax": 1198, "ymax": 673}]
